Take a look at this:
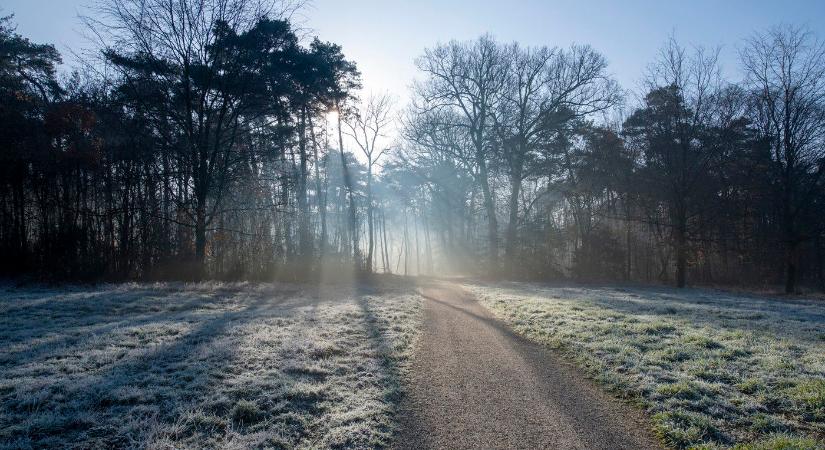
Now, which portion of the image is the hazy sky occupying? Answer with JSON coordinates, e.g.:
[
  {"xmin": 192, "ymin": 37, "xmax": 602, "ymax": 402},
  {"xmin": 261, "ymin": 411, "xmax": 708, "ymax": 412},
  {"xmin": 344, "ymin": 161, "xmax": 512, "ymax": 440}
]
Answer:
[{"xmin": 4, "ymin": 0, "xmax": 825, "ymax": 105}]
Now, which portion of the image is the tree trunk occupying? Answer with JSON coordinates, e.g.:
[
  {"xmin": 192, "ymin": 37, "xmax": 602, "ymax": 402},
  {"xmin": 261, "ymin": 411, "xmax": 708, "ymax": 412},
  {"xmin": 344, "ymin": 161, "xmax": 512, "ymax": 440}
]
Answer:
[
  {"xmin": 382, "ymin": 208, "xmax": 391, "ymax": 273},
  {"xmin": 194, "ymin": 199, "xmax": 207, "ymax": 280},
  {"xmin": 505, "ymin": 161, "xmax": 522, "ymax": 270},
  {"xmin": 675, "ymin": 224, "xmax": 687, "ymax": 288},
  {"xmin": 403, "ymin": 209, "xmax": 409, "ymax": 276},
  {"xmin": 414, "ymin": 214, "xmax": 420, "ymax": 275},
  {"xmin": 424, "ymin": 213, "xmax": 433, "ymax": 274},
  {"xmin": 309, "ymin": 114, "xmax": 327, "ymax": 258},
  {"xmin": 297, "ymin": 107, "xmax": 312, "ymax": 263},
  {"xmin": 336, "ymin": 101, "xmax": 360, "ymax": 267},
  {"xmin": 625, "ymin": 217, "xmax": 632, "ymax": 281},
  {"xmin": 782, "ymin": 167, "xmax": 798, "ymax": 294},
  {"xmin": 785, "ymin": 240, "xmax": 799, "ymax": 294},
  {"xmin": 366, "ymin": 162, "xmax": 374, "ymax": 272},
  {"xmin": 119, "ymin": 170, "xmax": 131, "ymax": 278},
  {"xmin": 478, "ymin": 159, "xmax": 499, "ymax": 276},
  {"xmin": 13, "ymin": 169, "xmax": 27, "ymax": 271}
]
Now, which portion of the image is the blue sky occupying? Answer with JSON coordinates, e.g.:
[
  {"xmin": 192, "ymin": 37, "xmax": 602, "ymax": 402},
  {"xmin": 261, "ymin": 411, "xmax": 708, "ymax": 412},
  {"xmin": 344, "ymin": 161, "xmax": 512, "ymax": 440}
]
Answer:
[{"xmin": 3, "ymin": 0, "xmax": 824, "ymax": 104}]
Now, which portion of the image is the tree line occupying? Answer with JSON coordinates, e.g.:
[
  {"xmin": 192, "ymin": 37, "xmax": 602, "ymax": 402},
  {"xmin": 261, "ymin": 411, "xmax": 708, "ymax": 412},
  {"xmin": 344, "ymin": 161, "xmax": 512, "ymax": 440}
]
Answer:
[
  {"xmin": 400, "ymin": 30, "xmax": 825, "ymax": 293},
  {"xmin": 1, "ymin": 1, "xmax": 824, "ymax": 292},
  {"xmin": 0, "ymin": 0, "xmax": 376, "ymax": 281}
]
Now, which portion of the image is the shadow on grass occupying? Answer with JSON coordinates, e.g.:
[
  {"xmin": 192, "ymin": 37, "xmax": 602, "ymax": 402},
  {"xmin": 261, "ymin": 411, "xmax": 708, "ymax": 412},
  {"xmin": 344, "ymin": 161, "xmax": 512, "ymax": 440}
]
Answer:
[
  {"xmin": 356, "ymin": 284, "xmax": 403, "ymax": 401},
  {"xmin": 0, "ymin": 284, "xmax": 332, "ymax": 448},
  {"xmin": 352, "ymin": 280, "xmax": 419, "ymax": 448},
  {"xmin": 0, "ymin": 288, "xmax": 229, "ymax": 364},
  {"xmin": 476, "ymin": 281, "xmax": 825, "ymax": 341},
  {"xmin": 1, "ymin": 279, "xmax": 422, "ymax": 449}
]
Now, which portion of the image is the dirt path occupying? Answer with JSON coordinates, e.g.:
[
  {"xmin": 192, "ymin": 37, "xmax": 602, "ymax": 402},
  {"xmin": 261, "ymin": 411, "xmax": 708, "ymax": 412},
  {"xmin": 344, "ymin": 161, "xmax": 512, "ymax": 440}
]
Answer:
[{"xmin": 394, "ymin": 280, "xmax": 662, "ymax": 450}]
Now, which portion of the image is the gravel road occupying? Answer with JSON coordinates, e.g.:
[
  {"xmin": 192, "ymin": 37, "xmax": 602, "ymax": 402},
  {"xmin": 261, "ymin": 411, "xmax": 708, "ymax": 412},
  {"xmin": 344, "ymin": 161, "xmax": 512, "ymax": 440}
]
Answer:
[{"xmin": 394, "ymin": 280, "xmax": 663, "ymax": 450}]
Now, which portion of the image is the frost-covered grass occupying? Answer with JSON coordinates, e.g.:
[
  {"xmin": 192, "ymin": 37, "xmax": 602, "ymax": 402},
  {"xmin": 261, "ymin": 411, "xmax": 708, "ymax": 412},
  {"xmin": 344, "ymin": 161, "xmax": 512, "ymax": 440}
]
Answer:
[
  {"xmin": 0, "ymin": 279, "xmax": 422, "ymax": 449},
  {"xmin": 466, "ymin": 281, "xmax": 825, "ymax": 450}
]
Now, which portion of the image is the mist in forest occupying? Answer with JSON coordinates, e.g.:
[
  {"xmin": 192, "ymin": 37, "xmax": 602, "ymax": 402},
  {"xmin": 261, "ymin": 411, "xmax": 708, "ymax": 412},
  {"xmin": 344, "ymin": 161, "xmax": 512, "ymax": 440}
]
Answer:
[{"xmin": 1, "ymin": 0, "xmax": 824, "ymax": 293}]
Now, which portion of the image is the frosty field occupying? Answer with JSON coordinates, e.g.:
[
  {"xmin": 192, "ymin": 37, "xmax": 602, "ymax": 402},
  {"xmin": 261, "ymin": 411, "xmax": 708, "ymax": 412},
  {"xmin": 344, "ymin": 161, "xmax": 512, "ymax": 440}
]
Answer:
[
  {"xmin": 0, "ymin": 280, "xmax": 422, "ymax": 449},
  {"xmin": 3, "ymin": 278, "xmax": 823, "ymax": 450},
  {"xmin": 466, "ymin": 282, "xmax": 825, "ymax": 449}
]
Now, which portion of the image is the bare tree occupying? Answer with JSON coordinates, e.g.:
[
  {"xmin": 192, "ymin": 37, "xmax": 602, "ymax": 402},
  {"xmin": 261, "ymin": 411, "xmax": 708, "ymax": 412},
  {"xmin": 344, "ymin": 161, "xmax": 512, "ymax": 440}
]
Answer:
[
  {"xmin": 344, "ymin": 92, "xmax": 395, "ymax": 272},
  {"xmin": 741, "ymin": 25, "xmax": 825, "ymax": 293},
  {"xmin": 413, "ymin": 35, "xmax": 509, "ymax": 274},
  {"xmin": 496, "ymin": 43, "xmax": 619, "ymax": 266}
]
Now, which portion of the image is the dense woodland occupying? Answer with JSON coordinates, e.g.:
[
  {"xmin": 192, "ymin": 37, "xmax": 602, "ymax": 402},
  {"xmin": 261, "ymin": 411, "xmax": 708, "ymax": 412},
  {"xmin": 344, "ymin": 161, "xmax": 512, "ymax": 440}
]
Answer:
[{"xmin": 1, "ymin": 0, "xmax": 824, "ymax": 292}]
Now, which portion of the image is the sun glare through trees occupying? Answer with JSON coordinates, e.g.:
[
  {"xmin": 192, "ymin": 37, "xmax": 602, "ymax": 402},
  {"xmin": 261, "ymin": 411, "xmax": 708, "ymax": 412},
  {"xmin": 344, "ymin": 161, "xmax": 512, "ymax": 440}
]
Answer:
[{"xmin": 0, "ymin": 1, "xmax": 824, "ymax": 449}]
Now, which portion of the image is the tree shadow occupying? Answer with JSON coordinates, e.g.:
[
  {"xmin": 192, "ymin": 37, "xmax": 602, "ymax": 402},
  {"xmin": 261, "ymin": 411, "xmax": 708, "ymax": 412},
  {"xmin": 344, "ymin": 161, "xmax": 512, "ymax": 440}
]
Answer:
[
  {"xmin": 1, "ymin": 280, "xmax": 421, "ymax": 448},
  {"xmin": 0, "ymin": 288, "xmax": 228, "ymax": 363},
  {"xmin": 0, "ymin": 283, "xmax": 313, "ymax": 365},
  {"xmin": 0, "ymin": 284, "xmax": 329, "ymax": 448},
  {"xmin": 474, "ymin": 281, "xmax": 825, "ymax": 342},
  {"xmin": 353, "ymin": 280, "xmax": 416, "ymax": 446}
]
